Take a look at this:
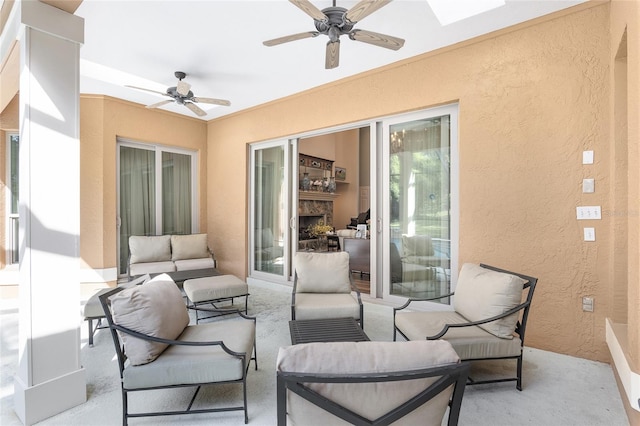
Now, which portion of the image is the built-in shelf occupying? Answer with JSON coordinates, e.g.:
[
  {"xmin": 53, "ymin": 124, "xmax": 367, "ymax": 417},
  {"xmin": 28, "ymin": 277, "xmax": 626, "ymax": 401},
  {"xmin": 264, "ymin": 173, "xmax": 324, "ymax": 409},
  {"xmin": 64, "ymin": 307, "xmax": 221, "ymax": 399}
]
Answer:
[{"xmin": 299, "ymin": 191, "xmax": 340, "ymax": 201}]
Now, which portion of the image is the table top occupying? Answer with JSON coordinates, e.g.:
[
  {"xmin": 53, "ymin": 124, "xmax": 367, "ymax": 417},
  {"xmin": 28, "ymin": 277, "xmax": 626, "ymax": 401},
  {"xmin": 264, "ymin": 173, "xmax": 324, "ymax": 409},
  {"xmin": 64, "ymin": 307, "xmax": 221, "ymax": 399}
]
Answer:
[{"xmin": 289, "ymin": 317, "xmax": 369, "ymax": 345}]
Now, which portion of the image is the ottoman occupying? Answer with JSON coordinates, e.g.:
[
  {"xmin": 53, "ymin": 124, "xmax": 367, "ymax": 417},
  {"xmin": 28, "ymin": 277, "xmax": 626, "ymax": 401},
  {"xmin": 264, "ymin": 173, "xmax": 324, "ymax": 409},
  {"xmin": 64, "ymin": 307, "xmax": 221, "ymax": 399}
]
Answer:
[{"xmin": 183, "ymin": 275, "xmax": 250, "ymax": 323}]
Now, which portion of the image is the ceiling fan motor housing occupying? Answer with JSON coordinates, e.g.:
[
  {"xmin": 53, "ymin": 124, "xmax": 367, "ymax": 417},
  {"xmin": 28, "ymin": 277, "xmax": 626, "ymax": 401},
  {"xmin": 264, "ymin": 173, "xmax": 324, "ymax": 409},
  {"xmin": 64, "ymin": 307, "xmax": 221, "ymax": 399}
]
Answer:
[
  {"xmin": 166, "ymin": 86, "xmax": 194, "ymax": 103},
  {"xmin": 315, "ymin": 7, "xmax": 354, "ymax": 37}
]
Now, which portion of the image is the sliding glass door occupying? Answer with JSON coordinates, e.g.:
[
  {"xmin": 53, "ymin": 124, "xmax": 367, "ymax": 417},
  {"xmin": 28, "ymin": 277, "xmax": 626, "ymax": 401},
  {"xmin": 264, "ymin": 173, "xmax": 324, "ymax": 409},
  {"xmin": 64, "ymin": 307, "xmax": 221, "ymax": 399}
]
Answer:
[
  {"xmin": 117, "ymin": 140, "xmax": 197, "ymax": 276},
  {"xmin": 249, "ymin": 140, "xmax": 291, "ymax": 282},
  {"xmin": 382, "ymin": 105, "xmax": 458, "ymax": 302}
]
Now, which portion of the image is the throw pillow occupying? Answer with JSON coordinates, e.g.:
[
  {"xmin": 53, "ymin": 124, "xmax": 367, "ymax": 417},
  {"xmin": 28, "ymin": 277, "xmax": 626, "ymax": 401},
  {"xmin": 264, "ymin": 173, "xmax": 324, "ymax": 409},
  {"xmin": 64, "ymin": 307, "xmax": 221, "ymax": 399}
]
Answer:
[
  {"xmin": 171, "ymin": 234, "xmax": 209, "ymax": 261},
  {"xmin": 454, "ymin": 263, "xmax": 526, "ymax": 339},
  {"xmin": 129, "ymin": 235, "xmax": 171, "ymax": 264},
  {"xmin": 110, "ymin": 274, "xmax": 189, "ymax": 365},
  {"xmin": 295, "ymin": 252, "xmax": 351, "ymax": 293}
]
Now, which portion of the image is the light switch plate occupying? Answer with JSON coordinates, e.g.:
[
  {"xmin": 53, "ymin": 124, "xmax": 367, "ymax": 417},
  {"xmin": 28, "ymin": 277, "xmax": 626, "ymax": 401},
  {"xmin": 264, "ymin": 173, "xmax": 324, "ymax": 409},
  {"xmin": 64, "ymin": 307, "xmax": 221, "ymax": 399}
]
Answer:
[
  {"xmin": 583, "ymin": 178, "xmax": 595, "ymax": 193},
  {"xmin": 583, "ymin": 150, "xmax": 594, "ymax": 165},
  {"xmin": 584, "ymin": 227, "xmax": 595, "ymax": 241},
  {"xmin": 577, "ymin": 206, "xmax": 601, "ymax": 220}
]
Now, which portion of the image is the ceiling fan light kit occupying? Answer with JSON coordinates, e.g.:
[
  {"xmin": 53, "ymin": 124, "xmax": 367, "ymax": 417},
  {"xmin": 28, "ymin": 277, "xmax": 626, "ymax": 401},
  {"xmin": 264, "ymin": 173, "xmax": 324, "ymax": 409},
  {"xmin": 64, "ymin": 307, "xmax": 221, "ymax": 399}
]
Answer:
[
  {"xmin": 125, "ymin": 70, "xmax": 230, "ymax": 117},
  {"xmin": 263, "ymin": 0, "xmax": 404, "ymax": 69}
]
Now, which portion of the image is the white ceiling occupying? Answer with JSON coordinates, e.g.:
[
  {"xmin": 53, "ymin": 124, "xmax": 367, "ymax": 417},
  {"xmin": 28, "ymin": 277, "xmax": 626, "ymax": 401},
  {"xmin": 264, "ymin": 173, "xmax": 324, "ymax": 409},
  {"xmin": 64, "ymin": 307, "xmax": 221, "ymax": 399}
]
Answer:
[{"xmin": 76, "ymin": 0, "xmax": 587, "ymax": 120}]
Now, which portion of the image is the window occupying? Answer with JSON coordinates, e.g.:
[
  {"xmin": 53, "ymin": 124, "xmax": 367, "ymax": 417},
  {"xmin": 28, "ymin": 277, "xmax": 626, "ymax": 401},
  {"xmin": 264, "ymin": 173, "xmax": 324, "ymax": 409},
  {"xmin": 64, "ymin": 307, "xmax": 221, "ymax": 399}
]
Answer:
[{"xmin": 117, "ymin": 140, "xmax": 198, "ymax": 275}]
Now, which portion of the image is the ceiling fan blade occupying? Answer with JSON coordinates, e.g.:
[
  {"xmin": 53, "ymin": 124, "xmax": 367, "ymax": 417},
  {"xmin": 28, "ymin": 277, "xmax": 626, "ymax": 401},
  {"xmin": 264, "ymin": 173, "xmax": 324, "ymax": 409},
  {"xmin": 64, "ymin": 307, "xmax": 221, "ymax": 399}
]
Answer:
[
  {"xmin": 325, "ymin": 40, "xmax": 340, "ymax": 69},
  {"xmin": 345, "ymin": 0, "xmax": 392, "ymax": 23},
  {"xmin": 289, "ymin": 0, "xmax": 327, "ymax": 21},
  {"xmin": 176, "ymin": 80, "xmax": 191, "ymax": 96},
  {"xmin": 125, "ymin": 85, "xmax": 168, "ymax": 97},
  {"xmin": 146, "ymin": 99, "xmax": 174, "ymax": 109},
  {"xmin": 193, "ymin": 97, "xmax": 231, "ymax": 107},
  {"xmin": 184, "ymin": 102, "xmax": 207, "ymax": 117},
  {"xmin": 349, "ymin": 29, "xmax": 404, "ymax": 50},
  {"xmin": 263, "ymin": 31, "xmax": 319, "ymax": 46}
]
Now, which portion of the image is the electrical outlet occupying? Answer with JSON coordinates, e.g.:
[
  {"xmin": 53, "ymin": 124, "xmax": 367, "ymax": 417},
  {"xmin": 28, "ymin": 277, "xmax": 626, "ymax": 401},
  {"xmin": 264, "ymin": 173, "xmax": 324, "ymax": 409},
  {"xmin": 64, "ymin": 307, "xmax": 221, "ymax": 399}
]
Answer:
[{"xmin": 582, "ymin": 297, "xmax": 594, "ymax": 312}]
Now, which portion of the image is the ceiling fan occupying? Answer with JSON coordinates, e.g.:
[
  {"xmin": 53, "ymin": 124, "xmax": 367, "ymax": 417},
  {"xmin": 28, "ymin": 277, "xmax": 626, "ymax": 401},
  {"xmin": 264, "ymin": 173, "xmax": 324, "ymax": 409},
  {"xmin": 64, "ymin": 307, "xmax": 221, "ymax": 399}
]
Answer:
[
  {"xmin": 263, "ymin": 0, "xmax": 404, "ymax": 69},
  {"xmin": 125, "ymin": 71, "xmax": 230, "ymax": 117}
]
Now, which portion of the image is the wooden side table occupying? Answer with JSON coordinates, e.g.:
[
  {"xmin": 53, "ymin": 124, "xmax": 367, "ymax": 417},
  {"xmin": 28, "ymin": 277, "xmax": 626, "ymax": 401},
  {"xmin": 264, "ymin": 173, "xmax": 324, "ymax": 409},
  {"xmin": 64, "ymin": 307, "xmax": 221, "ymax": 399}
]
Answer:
[{"xmin": 342, "ymin": 237, "xmax": 370, "ymax": 276}]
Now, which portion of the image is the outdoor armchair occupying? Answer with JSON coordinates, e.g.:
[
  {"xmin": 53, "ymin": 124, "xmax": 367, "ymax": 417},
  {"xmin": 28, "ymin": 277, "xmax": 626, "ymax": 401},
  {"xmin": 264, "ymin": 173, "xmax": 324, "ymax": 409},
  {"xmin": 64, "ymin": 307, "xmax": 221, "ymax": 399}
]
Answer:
[
  {"xmin": 276, "ymin": 340, "xmax": 469, "ymax": 425},
  {"xmin": 99, "ymin": 273, "xmax": 257, "ymax": 425},
  {"xmin": 394, "ymin": 263, "xmax": 537, "ymax": 390},
  {"xmin": 292, "ymin": 251, "xmax": 363, "ymax": 326}
]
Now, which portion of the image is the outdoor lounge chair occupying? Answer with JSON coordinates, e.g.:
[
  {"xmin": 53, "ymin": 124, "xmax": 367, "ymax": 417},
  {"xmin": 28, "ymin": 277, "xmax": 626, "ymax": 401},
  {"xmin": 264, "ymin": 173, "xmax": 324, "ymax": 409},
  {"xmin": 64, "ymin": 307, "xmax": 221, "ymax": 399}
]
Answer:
[
  {"xmin": 291, "ymin": 251, "xmax": 363, "ymax": 326},
  {"xmin": 394, "ymin": 263, "xmax": 537, "ymax": 390},
  {"xmin": 99, "ymin": 273, "xmax": 257, "ymax": 425},
  {"xmin": 276, "ymin": 340, "xmax": 469, "ymax": 425}
]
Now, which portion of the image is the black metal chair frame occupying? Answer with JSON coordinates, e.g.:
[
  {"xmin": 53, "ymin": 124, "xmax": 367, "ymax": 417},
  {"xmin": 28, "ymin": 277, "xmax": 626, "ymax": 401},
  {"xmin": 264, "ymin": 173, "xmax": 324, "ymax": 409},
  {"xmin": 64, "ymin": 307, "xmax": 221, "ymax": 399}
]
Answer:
[
  {"xmin": 291, "ymin": 270, "xmax": 364, "ymax": 328},
  {"xmin": 99, "ymin": 287, "xmax": 258, "ymax": 425},
  {"xmin": 186, "ymin": 293, "xmax": 250, "ymax": 324},
  {"xmin": 393, "ymin": 263, "xmax": 538, "ymax": 391},
  {"xmin": 277, "ymin": 362, "xmax": 470, "ymax": 426}
]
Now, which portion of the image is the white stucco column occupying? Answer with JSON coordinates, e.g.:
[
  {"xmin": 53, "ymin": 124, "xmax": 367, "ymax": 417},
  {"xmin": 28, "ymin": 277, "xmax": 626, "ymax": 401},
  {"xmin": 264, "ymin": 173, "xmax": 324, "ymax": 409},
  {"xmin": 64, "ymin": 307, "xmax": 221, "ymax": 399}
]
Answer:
[{"xmin": 11, "ymin": 2, "xmax": 85, "ymax": 425}]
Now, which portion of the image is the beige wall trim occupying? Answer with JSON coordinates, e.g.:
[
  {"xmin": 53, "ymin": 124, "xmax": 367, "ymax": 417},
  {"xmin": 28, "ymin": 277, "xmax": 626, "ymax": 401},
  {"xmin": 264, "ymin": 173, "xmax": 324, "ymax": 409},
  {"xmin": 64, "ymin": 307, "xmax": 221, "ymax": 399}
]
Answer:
[{"xmin": 607, "ymin": 319, "xmax": 640, "ymax": 412}]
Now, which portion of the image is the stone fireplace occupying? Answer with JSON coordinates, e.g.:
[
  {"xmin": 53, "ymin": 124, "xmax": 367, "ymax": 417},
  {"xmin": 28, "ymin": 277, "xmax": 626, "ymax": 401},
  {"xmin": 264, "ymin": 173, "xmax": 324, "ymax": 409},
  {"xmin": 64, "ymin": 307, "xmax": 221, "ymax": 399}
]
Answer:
[{"xmin": 298, "ymin": 200, "xmax": 334, "ymax": 240}]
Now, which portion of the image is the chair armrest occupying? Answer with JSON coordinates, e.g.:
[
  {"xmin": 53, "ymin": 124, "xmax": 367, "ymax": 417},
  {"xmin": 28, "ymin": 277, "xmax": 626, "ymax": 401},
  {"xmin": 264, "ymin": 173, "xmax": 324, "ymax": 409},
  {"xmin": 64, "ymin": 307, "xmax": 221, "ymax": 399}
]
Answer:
[
  {"xmin": 394, "ymin": 293, "xmax": 455, "ymax": 312},
  {"xmin": 207, "ymin": 246, "xmax": 217, "ymax": 269},
  {"xmin": 110, "ymin": 322, "xmax": 249, "ymax": 358},
  {"xmin": 426, "ymin": 300, "xmax": 531, "ymax": 340}
]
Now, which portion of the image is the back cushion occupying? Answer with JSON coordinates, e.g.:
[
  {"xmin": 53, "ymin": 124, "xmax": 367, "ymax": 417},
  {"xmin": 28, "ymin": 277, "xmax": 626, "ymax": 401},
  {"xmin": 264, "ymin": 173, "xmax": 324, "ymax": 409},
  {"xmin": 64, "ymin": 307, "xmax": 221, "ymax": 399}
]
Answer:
[
  {"xmin": 110, "ymin": 274, "xmax": 189, "ymax": 365},
  {"xmin": 402, "ymin": 234, "xmax": 435, "ymax": 257},
  {"xmin": 454, "ymin": 263, "xmax": 526, "ymax": 339},
  {"xmin": 295, "ymin": 252, "xmax": 351, "ymax": 293},
  {"xmin": 129, "ymin": 235, "xmax": 171, "ymax": 264},
  {"xmin": 277, "ymin": 340, "xmax": 460, "ymax": 426},
  {"xmin": 171, "ymin": 234, "xmax": 209, "ymax": 261}
]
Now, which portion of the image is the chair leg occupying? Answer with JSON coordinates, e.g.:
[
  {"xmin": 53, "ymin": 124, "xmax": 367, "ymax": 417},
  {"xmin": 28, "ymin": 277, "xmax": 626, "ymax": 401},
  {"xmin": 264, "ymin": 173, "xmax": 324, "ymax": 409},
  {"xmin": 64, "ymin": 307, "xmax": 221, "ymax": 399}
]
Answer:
[
  {"xmin": 88, "ymin": 319, "xmax": 94, "ymax": 347},
  {"xmin": 516, "ymin": 354, "xmax": 523, "ymax": 391},
  {"xmin": 122, "ymin": 388, "xmax": 128, "ymax": 426}
]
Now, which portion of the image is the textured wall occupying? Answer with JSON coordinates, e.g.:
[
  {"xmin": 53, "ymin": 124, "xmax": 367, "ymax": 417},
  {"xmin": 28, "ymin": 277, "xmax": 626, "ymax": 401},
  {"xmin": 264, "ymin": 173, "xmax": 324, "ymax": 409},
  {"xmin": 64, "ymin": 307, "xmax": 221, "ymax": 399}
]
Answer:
[
  {"xmin": 79, "ymin": 95, "xmax": 208, "ymax": 273},
  {"xmin": 207, "ymin": 4, "xmax": 615, "ymax": 361}
]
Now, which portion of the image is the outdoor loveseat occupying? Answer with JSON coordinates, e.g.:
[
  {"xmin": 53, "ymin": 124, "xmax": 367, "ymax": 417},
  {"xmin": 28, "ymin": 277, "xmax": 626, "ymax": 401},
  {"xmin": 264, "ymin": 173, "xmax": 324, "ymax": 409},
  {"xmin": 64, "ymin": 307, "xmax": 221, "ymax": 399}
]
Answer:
[{"xmin": 127, "ymin": 233, "xmax": 215, "ymax": 277}]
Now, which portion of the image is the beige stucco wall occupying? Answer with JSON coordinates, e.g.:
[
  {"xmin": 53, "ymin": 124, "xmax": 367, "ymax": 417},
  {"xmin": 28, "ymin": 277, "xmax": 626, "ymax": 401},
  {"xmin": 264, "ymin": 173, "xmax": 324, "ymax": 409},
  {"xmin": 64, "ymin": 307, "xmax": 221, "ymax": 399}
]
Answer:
[
  {"xmin": 207, "ymin": 3, "xmax": 617, "ymax": 361},
  {"xmin": 79, "ymin": 95, "xmax": 208, "ymax": 275}
]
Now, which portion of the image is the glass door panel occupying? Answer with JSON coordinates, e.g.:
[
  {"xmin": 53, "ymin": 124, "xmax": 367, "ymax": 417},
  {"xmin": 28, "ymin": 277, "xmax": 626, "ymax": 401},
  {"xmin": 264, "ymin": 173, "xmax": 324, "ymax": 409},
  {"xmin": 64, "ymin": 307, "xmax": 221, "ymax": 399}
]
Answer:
[
  {"xmin": 252, "ymin": 144, "xmax": 287, "ymax": 278},
  {"xmin": 388, "ymin": 113, "xmax": 453, "ymax": 301},
  {"xmin": 162, "ymin": 151, "xmax": 192, "ymax": 235},
  {"xmin": 118, "ymin": 145, "xmax": 156, "ymax": 274}
]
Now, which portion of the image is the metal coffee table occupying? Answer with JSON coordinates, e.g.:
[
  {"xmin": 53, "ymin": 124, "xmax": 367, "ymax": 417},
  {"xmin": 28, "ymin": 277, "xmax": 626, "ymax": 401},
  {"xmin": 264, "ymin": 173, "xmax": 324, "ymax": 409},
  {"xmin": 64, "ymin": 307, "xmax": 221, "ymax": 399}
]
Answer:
[
  {"xmin": 289, "ymin": 317, "xmax": 369, "ymax": 345},
  {"xmin": 143, "ymin": 268, "xmax": 220, "ymax": 287}
]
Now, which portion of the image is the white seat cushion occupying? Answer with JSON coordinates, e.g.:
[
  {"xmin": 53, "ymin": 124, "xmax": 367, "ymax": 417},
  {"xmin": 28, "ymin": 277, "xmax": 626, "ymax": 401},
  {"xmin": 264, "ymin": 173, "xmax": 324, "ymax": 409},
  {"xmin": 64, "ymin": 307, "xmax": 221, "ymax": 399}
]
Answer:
[
  {"xmin": 294, "ymin": 293, "xmax": 360, "ymax": 321},
  {"xmin": 174, "ymin": 257, "xmax": 215, "ymax": 271},
  {"xmin": 395, "ymin": 310, "xmax": 522, "ymax": 359},
  {"xmin": 129, "ymin": 261, "xmax": 175, "ymax": 277},
  {"xmin": 123, "ymin": 317, "xmax": 255, "ymax": 389},
  {"xmin": 184, "ymin": 275, "xmax": 248, "ymax": 304}
]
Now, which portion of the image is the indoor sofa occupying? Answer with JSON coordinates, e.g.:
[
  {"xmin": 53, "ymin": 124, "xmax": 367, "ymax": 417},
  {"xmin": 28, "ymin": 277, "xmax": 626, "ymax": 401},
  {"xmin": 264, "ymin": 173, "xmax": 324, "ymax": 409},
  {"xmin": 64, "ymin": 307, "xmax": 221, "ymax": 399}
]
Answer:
[{"xmin": 128, "ymin": 233, "xmax": 216, "ymax": 278}]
